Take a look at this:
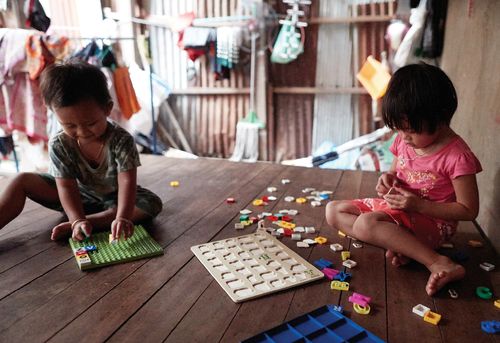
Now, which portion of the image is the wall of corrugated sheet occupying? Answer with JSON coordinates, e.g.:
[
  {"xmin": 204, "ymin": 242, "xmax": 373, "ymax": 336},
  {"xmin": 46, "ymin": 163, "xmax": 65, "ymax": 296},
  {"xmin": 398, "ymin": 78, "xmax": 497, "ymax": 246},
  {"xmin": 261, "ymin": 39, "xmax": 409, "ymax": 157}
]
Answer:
[
  {"xmin": 148, "ymin": 0, "xmax": 394, "ymax": 161},
  {"xmin": 150, "ymin": 0, "xmax": 249, "ymax": 158}
]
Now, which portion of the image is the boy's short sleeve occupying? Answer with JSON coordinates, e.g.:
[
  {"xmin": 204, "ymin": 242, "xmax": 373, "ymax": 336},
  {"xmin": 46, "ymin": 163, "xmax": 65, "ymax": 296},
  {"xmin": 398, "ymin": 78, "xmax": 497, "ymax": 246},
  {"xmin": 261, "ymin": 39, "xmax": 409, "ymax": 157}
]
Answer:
[
  {"xmin": 111, "ymin": 129, "xmax": 141, "ymax": 172},
  {"xmin": 48, "ymin": 136, "xmax": 79, "ymax": 178}
]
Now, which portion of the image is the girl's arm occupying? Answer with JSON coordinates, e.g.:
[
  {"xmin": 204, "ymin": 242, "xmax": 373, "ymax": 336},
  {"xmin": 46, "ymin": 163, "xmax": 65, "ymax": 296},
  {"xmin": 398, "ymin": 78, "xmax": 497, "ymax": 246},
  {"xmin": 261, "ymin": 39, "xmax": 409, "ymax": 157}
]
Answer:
[
  {"xmin": 113, "ymin": 167, "xmax": 137, "ymax": 239},
  {"xmin": 55, "ymin": 177, "xmax": 90, "ymax": 240},
  {"xmin": 390, "ymin": 174, "xmax": 479, "ymax": 221}
]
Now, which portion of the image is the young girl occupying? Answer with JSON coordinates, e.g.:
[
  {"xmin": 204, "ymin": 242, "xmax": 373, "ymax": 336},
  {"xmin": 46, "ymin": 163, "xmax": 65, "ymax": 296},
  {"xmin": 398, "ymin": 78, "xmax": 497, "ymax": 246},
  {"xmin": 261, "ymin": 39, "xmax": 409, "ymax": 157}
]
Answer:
[
  {"xmin": 0, "ymin": 60, "xmax": 162, "ymax": 241},
  {"xmin": 326, "ymin": 63, "xmax": 482, "ymax": 296}
]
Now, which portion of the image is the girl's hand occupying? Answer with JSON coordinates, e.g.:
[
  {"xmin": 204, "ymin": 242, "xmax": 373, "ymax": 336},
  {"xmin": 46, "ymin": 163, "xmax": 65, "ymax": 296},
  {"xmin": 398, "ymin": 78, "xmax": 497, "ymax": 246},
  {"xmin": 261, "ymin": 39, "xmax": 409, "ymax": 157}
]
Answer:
[
  {"xmin": 111, "ymin": 217, "xmax": 134, "ymax": 240},
  {"xmin": 383, "ymin": 186, "xmax": 423, "ymax": 211},
  {"xmin": 71, "ymin": 219, "xmax": 92, "ymax": 241},
  {"xmin": 376, "ymin": 173, "xmax": 398, "ymax": 197}
]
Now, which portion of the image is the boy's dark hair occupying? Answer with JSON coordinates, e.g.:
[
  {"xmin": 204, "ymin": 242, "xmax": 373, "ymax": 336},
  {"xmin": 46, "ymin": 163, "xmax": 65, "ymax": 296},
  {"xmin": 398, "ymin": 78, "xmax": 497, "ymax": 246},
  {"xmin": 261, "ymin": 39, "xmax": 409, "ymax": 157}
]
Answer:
[
  {"xmin": 382, "ymin": 63, "xmax": 457, "ymax": 134},
  {"xmin": 39, "ymin": 59, "xmax": 112, "ymax": 110}
]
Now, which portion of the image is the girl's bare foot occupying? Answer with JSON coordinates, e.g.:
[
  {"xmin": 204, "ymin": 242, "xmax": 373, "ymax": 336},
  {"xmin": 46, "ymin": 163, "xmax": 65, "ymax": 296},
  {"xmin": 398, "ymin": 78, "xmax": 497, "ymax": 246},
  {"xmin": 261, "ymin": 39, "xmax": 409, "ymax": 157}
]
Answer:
[
  {"xmin": 426, "ymin": 256, "xmax": 466, "ymax": 296},
  {"xmin": 51, "ymin": 222, "xmax": 72, "ymax": 240},
  {"xmin": 385, "ymin": 250, "xmax": 411, "ymax": 267}
]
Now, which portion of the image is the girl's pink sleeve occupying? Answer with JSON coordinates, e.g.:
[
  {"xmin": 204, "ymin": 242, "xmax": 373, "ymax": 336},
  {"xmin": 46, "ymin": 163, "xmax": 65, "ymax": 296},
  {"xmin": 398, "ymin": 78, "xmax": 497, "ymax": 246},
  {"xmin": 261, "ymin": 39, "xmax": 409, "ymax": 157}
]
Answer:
[
  {"xmin": 389, "ymin": 133, "xmax": 400, "ymax": 156},
  {"xmin": 448, "ymin": 150, "xmax": 483, "ymax": 179}
]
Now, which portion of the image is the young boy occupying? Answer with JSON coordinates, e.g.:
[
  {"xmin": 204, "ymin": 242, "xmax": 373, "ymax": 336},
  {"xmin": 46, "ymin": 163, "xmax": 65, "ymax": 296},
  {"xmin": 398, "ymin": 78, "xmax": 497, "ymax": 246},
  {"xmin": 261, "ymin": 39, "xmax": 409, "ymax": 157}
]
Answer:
[{"xmin": 0, "ymin": 60, "xmax": 162, "ymax": 241}]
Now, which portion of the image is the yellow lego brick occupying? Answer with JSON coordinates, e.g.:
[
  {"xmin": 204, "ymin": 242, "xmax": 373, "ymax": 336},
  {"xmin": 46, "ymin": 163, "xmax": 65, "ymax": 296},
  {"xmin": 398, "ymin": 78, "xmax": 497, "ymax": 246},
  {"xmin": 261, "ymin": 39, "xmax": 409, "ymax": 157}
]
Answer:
[
  {"xmin": 169, "ymin": 181, "xmax": 179, "ymax": 187},
  {"xmin": 277, "ymin": 221, "xmax": 296, "ymax": 229},
  {"xmin": 341, "ymin": 251, "xmax": 350, "ymax": 261},
  {"xmin": 330, "ymin": 281, "xmax": 349, "ymax": 291},
  {"xmin": 314, "ymin": 236, "xmax": 327, "ymax": 244},
  {"xmin": 338, "ymin": 230, "xmax": 346, "ymax": 237},
  {"xmin": 423, "ymin": 311, "xmax": 441, "ymax": 325}
]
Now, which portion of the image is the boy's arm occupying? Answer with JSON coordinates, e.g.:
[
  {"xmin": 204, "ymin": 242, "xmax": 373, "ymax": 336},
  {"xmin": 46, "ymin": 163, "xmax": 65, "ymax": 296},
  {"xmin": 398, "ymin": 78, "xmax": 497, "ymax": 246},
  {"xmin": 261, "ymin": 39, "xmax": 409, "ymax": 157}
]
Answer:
[
  {"xmin": 113, "ymin": 167, "xmax": 137, "ymax": 239},
  {"xmin": 55, "ymin": 177, "xmax": 89, "ymax": 239}
]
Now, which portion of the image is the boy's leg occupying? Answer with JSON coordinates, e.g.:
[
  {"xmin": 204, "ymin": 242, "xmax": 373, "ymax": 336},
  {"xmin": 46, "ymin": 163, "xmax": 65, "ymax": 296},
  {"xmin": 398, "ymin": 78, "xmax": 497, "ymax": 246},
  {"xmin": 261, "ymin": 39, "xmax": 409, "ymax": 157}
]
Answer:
[
  {"xmin": 0, "ymin": 173, "xmax": 59, "ymax": 229},
  {"xmin": 351, "ymin": 212, "xmax": 465, "ymax": 296},
  {"xmin": 51, "ymin": 206, "xmax": 152, "ymax": 240}
]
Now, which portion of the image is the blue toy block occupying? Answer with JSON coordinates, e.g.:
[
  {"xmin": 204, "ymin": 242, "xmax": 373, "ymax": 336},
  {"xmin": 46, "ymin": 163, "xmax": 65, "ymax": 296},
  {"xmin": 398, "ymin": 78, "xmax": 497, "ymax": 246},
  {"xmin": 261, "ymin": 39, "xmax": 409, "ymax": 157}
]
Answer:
[
  {"xmin": 333, "ymin": 271, "xmax": 352, "ymax": 282},
  {"xmin": 319, "ymin": 194, "xmax": 330, "ymax": 200},
  {"xmin": 313, "ymin": 258, "xmax": 334, "ymax": 270},
  {"xmin": 84, "ymin": 245, "xmax": 97, "ymax": 252},
  {"xmin": 481, "ymin": 321, "xmax": 500, "ymax": 334},
  {"xmin": 242, "ymin": 304, "xmax": 385, "ymax": 343},
  {"xmin": 331, "ymin": 305, "xmax": 344, "ymax": 314}
]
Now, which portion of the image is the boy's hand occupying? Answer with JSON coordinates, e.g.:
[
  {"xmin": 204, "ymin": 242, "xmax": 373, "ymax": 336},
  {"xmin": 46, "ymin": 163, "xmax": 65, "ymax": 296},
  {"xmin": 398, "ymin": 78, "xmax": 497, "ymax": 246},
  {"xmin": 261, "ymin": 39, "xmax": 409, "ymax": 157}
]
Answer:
[
  {"xmin": 111, "ymin": 218, "xmax": 134, "ymax": 240},
  {"xmin": 72, "ymin": 220, "xmax": 92, "ymax": 241},
  {"xmin": 376, "ymin": 173, "xmax": 398, "ymax": 197},
  {"xmin": 383, "ymin": 187, "xmax": 422, "ymax": 211}
]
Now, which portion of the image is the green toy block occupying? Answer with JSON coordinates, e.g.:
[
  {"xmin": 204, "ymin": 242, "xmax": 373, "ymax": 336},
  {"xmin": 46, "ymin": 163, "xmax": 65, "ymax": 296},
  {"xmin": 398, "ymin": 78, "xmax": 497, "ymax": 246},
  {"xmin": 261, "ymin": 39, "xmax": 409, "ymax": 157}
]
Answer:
[{"xmin": 69, "ymin": 225, "xmax": 163, "ymax": 270}]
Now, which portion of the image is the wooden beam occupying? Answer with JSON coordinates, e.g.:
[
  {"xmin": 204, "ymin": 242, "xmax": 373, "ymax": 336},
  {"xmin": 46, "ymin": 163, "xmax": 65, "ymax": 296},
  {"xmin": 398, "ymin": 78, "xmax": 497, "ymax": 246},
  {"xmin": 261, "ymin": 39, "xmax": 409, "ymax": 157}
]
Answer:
[
  {"xmin": 309, "ymin": 15, "xmax": 394, "ymax": 24},
  {"xmin": 273, "ymin": 87, "xmax": 368, "ymax": 95},
  {"xmin": 170, "ymin": 88, "xmax": 250, "ymax": 95}
]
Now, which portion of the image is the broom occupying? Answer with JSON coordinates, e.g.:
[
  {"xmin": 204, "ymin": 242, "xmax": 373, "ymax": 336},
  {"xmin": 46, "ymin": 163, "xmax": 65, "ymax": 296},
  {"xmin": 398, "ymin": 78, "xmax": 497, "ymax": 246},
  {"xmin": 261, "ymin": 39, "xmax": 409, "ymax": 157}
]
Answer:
[{"xmin": 230, "ymin": 31, "xmax": 264, "ymax": 162}]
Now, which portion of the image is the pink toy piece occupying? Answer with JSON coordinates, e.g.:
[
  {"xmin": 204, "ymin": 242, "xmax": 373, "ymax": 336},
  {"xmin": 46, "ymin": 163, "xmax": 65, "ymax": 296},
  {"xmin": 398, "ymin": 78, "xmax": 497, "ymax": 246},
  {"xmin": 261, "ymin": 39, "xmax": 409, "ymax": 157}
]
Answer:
[
  {"xmin": 322, "ymin": 268, "xmax": 340, "ymax": 280},
  {"xmin": 348, "ymin": 292, "xmax": 372, "ymax": 307}
]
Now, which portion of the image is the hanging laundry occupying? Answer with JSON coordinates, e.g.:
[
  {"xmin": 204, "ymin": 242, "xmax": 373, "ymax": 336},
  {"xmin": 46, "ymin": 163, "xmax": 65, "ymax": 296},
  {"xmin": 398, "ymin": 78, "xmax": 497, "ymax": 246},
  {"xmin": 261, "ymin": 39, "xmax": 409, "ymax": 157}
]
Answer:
[
  {"xmin": 178, "ymin": 27, "xmax": 216, "ymax": 62},
  {"xmin": 113, "ymin": 67, "xmax": 141, "ymax": 120},
  {"xmin": 216, "ymin": 27, "xmax": 242, "ymax": 69},
  {"xmin": 169, "ymin": 12, "xmax": 195, "ymax": 33},
  {"xmin": 24, "ymin": 0, "xmax": 51, "ymax": 32},
  {"xmin": 25, "ymin": 35, "xmax": 55, "ymax": 80},
  {"xmin": 420, "ymin": 0, "xmax": 448, "ymax": 58},
  {"xmin": 0, "ymin": 135, "xmax": 14, "ymax": 158}
]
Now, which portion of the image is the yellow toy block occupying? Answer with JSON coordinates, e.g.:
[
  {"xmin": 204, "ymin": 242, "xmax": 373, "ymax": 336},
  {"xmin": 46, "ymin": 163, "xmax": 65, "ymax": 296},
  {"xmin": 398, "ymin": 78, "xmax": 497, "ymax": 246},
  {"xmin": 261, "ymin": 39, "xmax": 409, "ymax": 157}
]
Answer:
[
  {"xmin": 277, "ymin": 221, "xmax": 296, "ymax": 229},
  {"xmin": 341, "ymin": 251, "xmax": 350, "ymax": 261},
  {"xmin": 314, "ymin": 236, "xmax": 327, "ymax": 244},
  {"xmin": 494, "ymin": 299, "xmax": 500, "ymax": 309},
  {"xmin": 169, "ymin": 181, "xmax": 179, "ymax": 187},
  {"xmin": 295, "ymin": 197, "xmax": 307, "ymax": 204},
  {"xmin": 252, "ymin": 199, "xmax": 264, "ymax": 206},
  {"xmin": 338, "ymin": 230, "xmax": 346, "ymax": 237},
  {"xmin": 330, "ymin": 281, "xmax": 349, "ymax": 291},
  {"xmin": 423, "ymin": 311, "xmax": 441, "ymax": 325},
  {"xmin": 353, "ymin": 303, "xmax": 371, "ymax": 315}
]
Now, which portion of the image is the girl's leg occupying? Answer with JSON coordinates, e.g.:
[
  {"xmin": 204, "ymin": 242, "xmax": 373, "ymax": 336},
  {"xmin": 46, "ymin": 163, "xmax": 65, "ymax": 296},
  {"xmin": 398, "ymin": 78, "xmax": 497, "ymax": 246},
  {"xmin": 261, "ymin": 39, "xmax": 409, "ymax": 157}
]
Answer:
[
  {"xmin": 351, "ymin": 212, "xmax": 465, "ymax": 296},
  {"xmin": 0, "ymin": 173, "xmax": 59, "ymax": 229},
  {"xmin": 325, "ymin": 200, "xmax": 361, "ymax": 233},
  {"xmin": 51, "ymin": 206, "xmax": 151, "ymax": 240}
]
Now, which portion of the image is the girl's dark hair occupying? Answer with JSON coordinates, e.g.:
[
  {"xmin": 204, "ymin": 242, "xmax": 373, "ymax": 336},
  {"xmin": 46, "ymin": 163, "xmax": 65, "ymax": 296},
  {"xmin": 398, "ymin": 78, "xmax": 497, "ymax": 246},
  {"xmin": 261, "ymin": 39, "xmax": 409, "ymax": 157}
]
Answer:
[
  {"xmin": 382, "ymin": 63, "xmax": 457, "ymax": 134},
  {"xmin": 39, "ymin": 59, "xmax": 112, "ymax": 110}
]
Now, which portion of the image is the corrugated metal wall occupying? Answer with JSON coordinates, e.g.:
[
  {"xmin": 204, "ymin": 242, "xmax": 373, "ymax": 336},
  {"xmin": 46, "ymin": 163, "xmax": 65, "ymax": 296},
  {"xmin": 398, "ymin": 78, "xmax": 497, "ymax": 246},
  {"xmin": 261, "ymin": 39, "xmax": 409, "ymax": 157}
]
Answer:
[{"xmin": 150, "ymin": 0, "xmax": 250, "ymax": 158}]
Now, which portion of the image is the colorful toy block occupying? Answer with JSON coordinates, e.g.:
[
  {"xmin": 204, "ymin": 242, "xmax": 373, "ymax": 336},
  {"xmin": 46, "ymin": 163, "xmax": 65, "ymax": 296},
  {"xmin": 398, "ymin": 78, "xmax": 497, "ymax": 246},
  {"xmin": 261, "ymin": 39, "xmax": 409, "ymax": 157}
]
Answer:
[
  {"xmin": 341, "ymin": 251, "xmax": 351, "ymax": 261},
  {"xmin": 495, "ymin": 299, "xmax": 500, "ymax": 309},
  {"xmin": 481, "ymin": 321, "xmax": 500, "ymax": 334},
  {"xmin": 169, "ymin": 181, "xmax": 179, "ymax": 187},
  {"xmin": 333, "ymin": 271, "xmax": 352, "ymax": 281},
  {"xmin": 353, "ymin": 303, "xmax": 371, "ymax": 315},
  {"xmin": 284, "ymin": 196, "xmax": 295, "ymax": 202},
  {"xmin": 423, "ymin": 311, "xmax": 441, "ymax": 325},
  {"xmin": 338, "ymin": 230, "xmax": 346, "ymax": 237},
  {"xmin": 70, "ymin": 225, "xmax": 163, "ymax": 271},
  {"xmin": 226, "ymin": 197, "xmax": 236, "ymax": 204},
  {"xmin": 295, "ymin": 197, "xmax": 307, "ymax": 204},
  {"xmin": 412, "ymin": 304, "xmax": 430, "ymax": 317},
  {"xmin": 343, "ymin": 259, "xmax": 357, "ymax": 269},
  {"xmin": 480, "ymin": 262, "xmax": 495, "ymax": 271},
  {"xmin": 349, "ymin": 292, "xmax": 372, "ymax": 307},
  {"xmin": 448, "ymin": 289, "xmax": 458, "ymax": 299},
  {"xmin": 468, "ymin": 239, "xmax": 483, "ymax": 248},
  {"xmin": 476, "ymin": 286, "xmax": 493, "ymax": 299},
  {"xmin": 314, "ymin": 236, "xmax": 327, "ymax": 244},
  {"xmin": 305, "ymin": 227, "xmax": 315, "ymax": 234},
  {"xmin": 322, "ymin": 267, "xmax": 340, "ymax": 280},
  {"xmin": 331, "ymin": 281, "xmax": 349, "ymax": 291},
  {"xmin": 314, "ymin": 258, "xmax": 334, "ymax": 270},
  {"xmin": 330, "ymin": 243, "xmax": 343, "ymax": 252},
  {"xmin": 296, "ymin": 241, "xmax": 309, "ymax": 248},
  {"xmin": 352, "ymin": 242, "xmax": 363, "ymax": 248}
]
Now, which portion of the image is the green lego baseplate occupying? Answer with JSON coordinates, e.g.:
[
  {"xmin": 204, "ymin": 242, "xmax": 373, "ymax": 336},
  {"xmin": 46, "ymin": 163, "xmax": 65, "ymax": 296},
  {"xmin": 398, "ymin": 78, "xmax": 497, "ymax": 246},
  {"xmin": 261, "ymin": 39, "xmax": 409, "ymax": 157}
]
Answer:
[{"xmin": 69, "ymin": 225, "xmax": 163, "ymax": 270}]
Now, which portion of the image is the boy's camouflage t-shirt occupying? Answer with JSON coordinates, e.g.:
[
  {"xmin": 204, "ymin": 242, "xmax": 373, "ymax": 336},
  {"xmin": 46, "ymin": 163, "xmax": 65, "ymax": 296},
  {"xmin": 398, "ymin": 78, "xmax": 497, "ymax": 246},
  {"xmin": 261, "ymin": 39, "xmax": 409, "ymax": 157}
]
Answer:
[{"xmin": 48, "ymin": 121, "xmax": 141, "ymax": 199}]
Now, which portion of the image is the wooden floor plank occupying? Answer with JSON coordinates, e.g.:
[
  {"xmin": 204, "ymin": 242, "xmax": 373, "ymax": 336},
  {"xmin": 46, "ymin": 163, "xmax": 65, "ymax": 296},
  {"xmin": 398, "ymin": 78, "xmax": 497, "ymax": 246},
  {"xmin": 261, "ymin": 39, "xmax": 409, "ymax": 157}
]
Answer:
[
  {"xmin": 46, "ymin": 161, "xmax": 283, "ymax": 342},
  {"xmin": 0, "ymin": 158, "xmax": 248, "ymax": 342},
  {"xmin": 220, "ymin": 166, "xmax": 343, "ymax": 342}
]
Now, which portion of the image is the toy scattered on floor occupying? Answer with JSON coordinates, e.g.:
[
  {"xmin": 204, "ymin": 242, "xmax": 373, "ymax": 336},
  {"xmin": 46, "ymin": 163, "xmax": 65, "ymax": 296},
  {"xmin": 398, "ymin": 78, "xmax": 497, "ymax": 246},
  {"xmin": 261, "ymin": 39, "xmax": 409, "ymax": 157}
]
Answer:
[
  {"xmin": 191, "ymin": 231, "xmax": 323, "ymax": 303},
  {"xmin": 476, "ymin": 286, "xmax": 493, "ymax": 299},
  {"xmin": 226, "ymin": 197, "xmax": 236, "ymax": 204},
  {"xmin": 169, "ymin": 181, "xmax": 179, "ymax": 187},
  {"xmin": 242, "ymin": 304, "xmax": 385, "ymax": 343},
  {"xmin": 352, "ymin": 242, "xmax": 363, "ymax": 248},
  {"xmin": 440, "ymin": 242, "xmax": 454, "ymax": 249},
  {"xmin": 479, "ymin": 262, "xmax": 495, "ymax": 271},
  {"xmin": 69, "ymin": 225, "xmax": 163, "ymax": 270},
  {"xmin": 331, "ymin": 280, "xmax": 350, "ymax": 291},
  {"xmin": 353, "ymin": 303, "xmax": 371, "ymax": 315},
  {"xmin": 349, "ymin": 292, "xmax": 372, "ymax": 307},
  {"xmin": 412, "ymin": 304, "xmax": 442, "ymax": 325},
  {"xmin": 495, "ymin": 299, "xmax": 500, "ymax": 308},
  {"xmin": 448, "ymin": 289, "xmax": 458, "ymax": 299},
  {"xmin": 481, "ymin": 321, "xmax": 500, "ymax": 334},
  {"xmin": 330, "ymin": 243, "xmax": 343, "ymax": 252},
  {"xmin": 281, "ymin": 178, "xmax": 290, "ymax": 184}
]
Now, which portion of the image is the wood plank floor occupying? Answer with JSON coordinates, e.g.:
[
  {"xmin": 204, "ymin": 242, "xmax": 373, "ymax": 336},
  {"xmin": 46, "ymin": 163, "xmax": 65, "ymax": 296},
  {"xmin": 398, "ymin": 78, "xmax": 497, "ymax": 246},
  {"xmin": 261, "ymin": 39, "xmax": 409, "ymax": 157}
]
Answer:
[{"xmin": 0, "ymin": 155, "xmax": 498, "ymax": 342}]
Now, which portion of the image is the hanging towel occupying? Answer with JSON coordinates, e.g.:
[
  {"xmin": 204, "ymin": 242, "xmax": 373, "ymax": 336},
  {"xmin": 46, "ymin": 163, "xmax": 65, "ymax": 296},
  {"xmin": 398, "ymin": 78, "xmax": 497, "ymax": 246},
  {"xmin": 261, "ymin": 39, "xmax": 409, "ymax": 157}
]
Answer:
[
  {"xmin": 25, "ymin": 34, "xmax": 55, "ymax": 80},
  {"xmin": 113, "ymin": 67, "xmax": 141, "ymax": 120},
  {"xmin": 24, "ymin": 0, "xmax": 51, "ymax": 32}
]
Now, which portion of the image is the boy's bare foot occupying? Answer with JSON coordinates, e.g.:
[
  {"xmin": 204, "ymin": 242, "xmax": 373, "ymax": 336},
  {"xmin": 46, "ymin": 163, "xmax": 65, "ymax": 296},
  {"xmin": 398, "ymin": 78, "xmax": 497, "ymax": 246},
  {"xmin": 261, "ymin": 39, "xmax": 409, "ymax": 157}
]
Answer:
[
  {"xmin": 51, "ymin": 222, "xmax": 72, "ymax": 240},
  {"xmin": 385, "ymin": 250, "xmax": 411, "ymax": 267},
  {"xmin": 426, "ymin": 256, "xmax": 465, "ymax": 296}
]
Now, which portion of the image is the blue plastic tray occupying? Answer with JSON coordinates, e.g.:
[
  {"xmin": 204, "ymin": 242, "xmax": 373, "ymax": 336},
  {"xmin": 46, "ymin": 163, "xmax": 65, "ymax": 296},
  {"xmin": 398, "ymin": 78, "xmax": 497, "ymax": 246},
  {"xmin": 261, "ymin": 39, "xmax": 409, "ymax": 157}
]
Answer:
[{"xmin": 242, "ymin": 304, "xmax": 385, "ymax": 343}]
